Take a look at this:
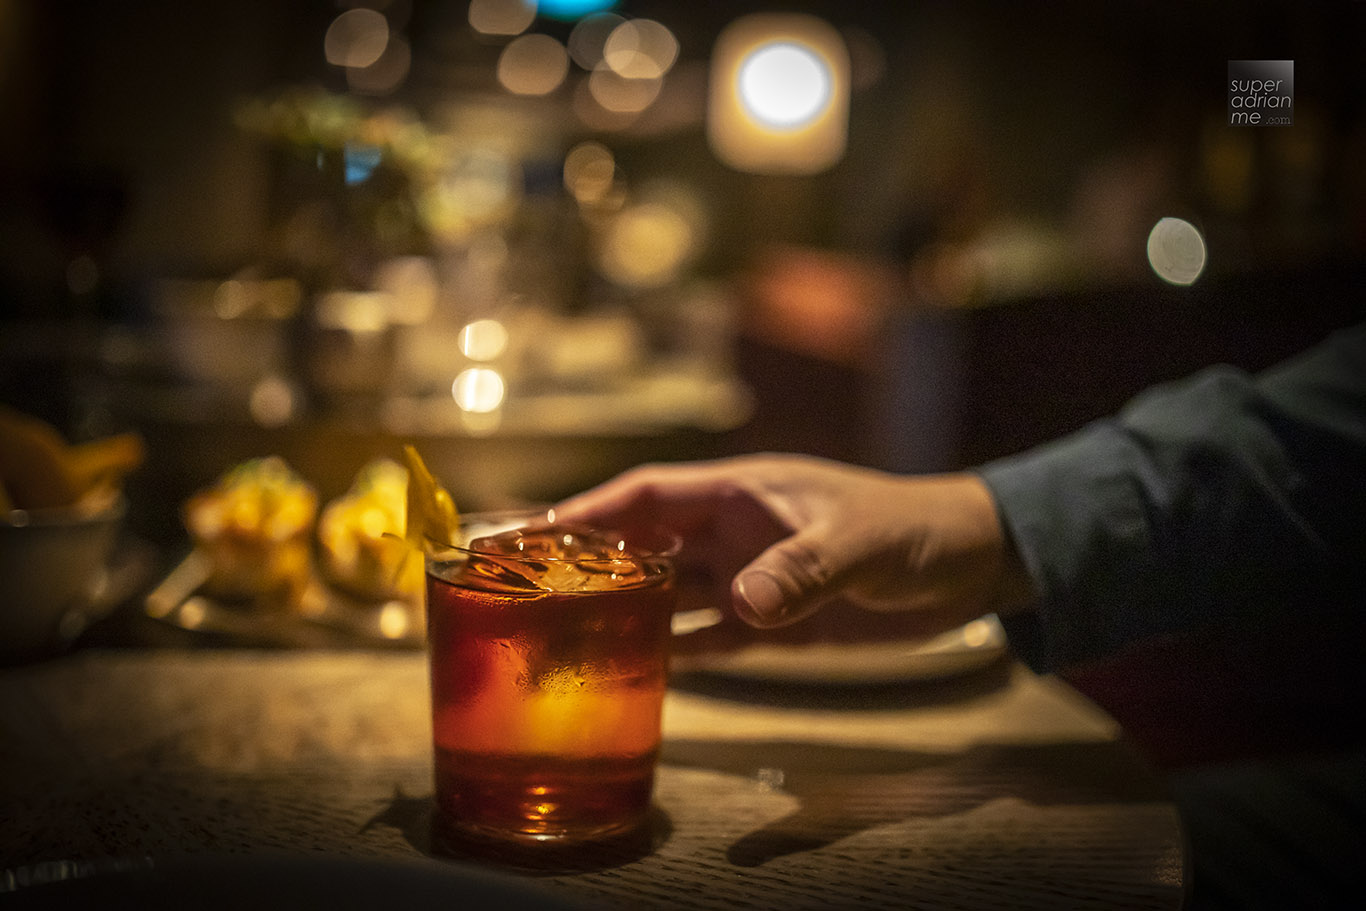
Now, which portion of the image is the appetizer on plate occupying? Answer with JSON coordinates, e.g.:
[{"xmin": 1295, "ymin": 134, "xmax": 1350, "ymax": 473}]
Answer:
[
  {"xmin": 183, "ymin": 456, "xmax": 316, "ymax": 608},
  {"xmin": 317, "ymin": 457, "xmax": 420, "ymax": 603}
]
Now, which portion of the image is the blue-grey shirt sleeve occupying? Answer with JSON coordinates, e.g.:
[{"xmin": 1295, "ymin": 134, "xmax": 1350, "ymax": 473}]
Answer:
[{"xmin": 978, "ymin": 321, "xmax": 1366, "ymax": 671}]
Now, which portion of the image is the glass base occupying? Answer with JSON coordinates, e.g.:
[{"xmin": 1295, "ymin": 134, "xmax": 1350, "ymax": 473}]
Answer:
[{"xmin": 431, "ymin": 805, "xmax": 668, "ymax": 873}]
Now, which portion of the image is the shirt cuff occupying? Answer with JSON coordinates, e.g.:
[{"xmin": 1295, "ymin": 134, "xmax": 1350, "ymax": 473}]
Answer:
[{"xmin": 977, "ymin": 422, "xmax": 1159, "ymax": 670}]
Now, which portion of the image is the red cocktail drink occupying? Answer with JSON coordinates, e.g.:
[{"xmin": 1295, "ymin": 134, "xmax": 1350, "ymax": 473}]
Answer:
[{"xmin": 426, "ymin": 512, "xmax": 676, "ymax": 846}]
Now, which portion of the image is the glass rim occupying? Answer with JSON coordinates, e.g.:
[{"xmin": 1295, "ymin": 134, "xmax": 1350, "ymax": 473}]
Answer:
[
  {"xmin": 2, "ymin": 493, "xmax": 126, "ymax": 529},
  {"xmin": 424, "ymin": 507, "xmax": 681, "ymax": 564}
]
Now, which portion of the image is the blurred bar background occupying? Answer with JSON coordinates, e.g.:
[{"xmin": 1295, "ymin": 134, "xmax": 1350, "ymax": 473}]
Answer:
[{"xmin": 2, "ymin": 0, "xmax": 1363, "ymax": 545}]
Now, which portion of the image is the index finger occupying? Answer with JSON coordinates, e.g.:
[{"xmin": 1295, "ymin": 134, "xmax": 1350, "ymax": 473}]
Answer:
[{"xmin": 555, "ymin": 459, "xmax": 750, "ymax": 535}]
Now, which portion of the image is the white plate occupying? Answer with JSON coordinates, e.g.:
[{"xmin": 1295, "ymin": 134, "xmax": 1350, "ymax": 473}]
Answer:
[{"xmin": 672, "ymin": 614, "xmax": 1009, "ymax": 684}]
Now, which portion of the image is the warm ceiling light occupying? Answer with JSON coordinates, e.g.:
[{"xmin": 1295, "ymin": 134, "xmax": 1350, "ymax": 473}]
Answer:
[
  {"xmin": 707, "ymin": 14, "xmax": 850, "ymax": 175},
  {"xmin": 738, "ymin": 42, "xmax": 831, "ymax": 129}
]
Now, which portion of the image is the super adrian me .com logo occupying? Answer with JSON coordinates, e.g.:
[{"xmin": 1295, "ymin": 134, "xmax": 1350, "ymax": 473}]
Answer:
[{"xmin": 1229, "ymin": 60, "xmax": 1293, "ymax": 126}]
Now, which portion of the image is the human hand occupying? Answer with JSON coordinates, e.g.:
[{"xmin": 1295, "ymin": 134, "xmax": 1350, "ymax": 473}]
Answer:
[{"xmin": 556, "ymin": 453, "xmax": 1037, "ymax": 639}]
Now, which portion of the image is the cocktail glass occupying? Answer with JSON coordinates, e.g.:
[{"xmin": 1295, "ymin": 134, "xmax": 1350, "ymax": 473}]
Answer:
[{"xmin": 424, "ymin": 508, "xmax": 678, "ymax": 849}]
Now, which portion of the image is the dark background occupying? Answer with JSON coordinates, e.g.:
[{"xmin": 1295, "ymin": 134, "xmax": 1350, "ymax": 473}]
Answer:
[{"xmin": 1, "ymin": 0, "xmax": 1363, "ymax": 550}]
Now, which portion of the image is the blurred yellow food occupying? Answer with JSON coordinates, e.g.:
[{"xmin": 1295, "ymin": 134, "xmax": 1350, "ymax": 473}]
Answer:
[
  {"xmin": 318, "ymin": 457, "xmax": 421, "ymax": 602},
  {"xmin": 183, "ymin": 456, "xmax": 316, "ymax": 607},
  {"xmin": 401, "ymin": 444, "xmax": 459, "ymax": 551},
  {"xmin": 0, "ymin": 405, "xmax": 144, "ymax": 511}
]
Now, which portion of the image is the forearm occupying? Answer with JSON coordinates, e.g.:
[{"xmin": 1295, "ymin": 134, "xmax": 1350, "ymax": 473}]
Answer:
[{"xmin": 979, "ymin": 322, "xmax": 1366, "ymax": 670}]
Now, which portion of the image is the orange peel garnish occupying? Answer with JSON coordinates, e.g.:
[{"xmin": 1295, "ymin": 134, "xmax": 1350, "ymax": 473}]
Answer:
[{"xmin": 401, "ymin": 444, "xmax": 459, "ymax": 552}]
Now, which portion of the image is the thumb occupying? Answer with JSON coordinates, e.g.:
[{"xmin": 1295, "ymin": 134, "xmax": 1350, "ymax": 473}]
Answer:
[{"xmin": 731, "ymin": 532, "xmax": 837, "ymax": 629}]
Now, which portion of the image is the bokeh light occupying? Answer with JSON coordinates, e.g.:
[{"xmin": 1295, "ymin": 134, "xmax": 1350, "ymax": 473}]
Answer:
[
  {"xmin": 602, "ymin": 19, "xmax": 678, "ymax": 80},
  {"xmin": 708, "ymin": 14, "xmax": 850, "ymax": 175},
  {"xmin": 538, "ymin": 0, "xmax": 620, "ymax": 21},
  {"xmin": 738, "ymin": 41, "xmax": 832, "ymax": 130},
  {"xmin": 563, "ymin": 140, "xmax": 618, "ymax": 205},
  {"xmin": 468, "ymin": 0, "xmax": 537, "ymax": 37},
  {"xmin": 588, "ymin": 66, "xmax": 661, "ymax": 114},
  {"xmin": 458, "ymin": 319, "xmax": 510, "ymax": 361},
  {"xmin": 567, "ymin": 13, "xmax": 625, "ymax": 70},
  {"xmin": 1147, "ymin": 217, "xmax": 1207, "ymax": 285},
  {"xmin": 316, "ymin": 291, "xmax": 390, "ymax": 334},
  {"xmin": 598, "ymin": 192, "xmax": 702, "ymax": 289},
  {"xmin": 249, "ymin": 375, "xmax": 296, "ymax": 427},
  {"xmin": 572, "ymin": 77, "xmax": 632, "ymax": 132},
  {"xmin": 452, "ymin": 366, "xmax": 506, "ymax": 413},
  {"xmin": 497, "ymin": 33, "xmax": 570, "ymax": 96},
  {"xmin": 324, "ymin": 8, "xmax": 389, "ymax": 69},
  {"xmin": 377, "ymin": 602, "xmax": 410, "ymax": 639},
  {"xmin": 346, "ymin": 34, "xmax": 411, "ymax": 95}
]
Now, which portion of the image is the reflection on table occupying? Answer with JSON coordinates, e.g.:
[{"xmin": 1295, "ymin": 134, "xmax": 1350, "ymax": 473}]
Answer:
[{"xmin": 0, "ymin": 649, "xmax": 1184, "ymax": 910}]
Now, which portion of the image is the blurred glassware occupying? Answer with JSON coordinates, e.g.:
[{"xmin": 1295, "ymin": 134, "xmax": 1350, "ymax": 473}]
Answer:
[
  {"xmin": 152, "ymin": 277, "xmax": 301, "ymax": 389},
  {"xmin": 301, "ymin": 290, "xmax": 399, "ymax": 414},
  {"xmin": 0, "ymin": 497, "xmax": 125, "ymax": 664}
]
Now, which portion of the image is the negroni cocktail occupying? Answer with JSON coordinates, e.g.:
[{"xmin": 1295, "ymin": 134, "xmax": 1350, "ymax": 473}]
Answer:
[{"xmin": 426, "ymin": 512, "xmax": 676, "ymax": 846}]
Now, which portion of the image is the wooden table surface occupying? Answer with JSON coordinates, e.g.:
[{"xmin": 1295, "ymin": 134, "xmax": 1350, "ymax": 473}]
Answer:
[{"xmin": 0, "ymin": 649, "xmax": 1185, "ymax": 910}]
